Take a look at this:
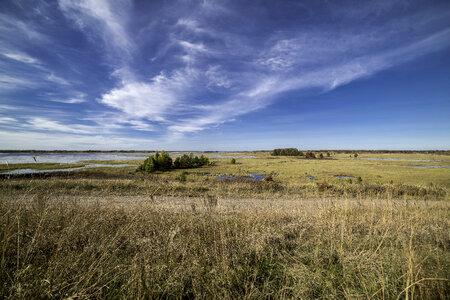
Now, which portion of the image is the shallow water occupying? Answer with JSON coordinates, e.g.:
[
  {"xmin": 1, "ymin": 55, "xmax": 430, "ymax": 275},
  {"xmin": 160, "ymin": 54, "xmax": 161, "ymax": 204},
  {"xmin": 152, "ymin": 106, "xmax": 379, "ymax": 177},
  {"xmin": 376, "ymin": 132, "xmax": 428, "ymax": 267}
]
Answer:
[
  {"xmin": 0, "ymin": 152, "xmax": 255, "ymax": 164},
  {"xmin": 357, "ymin": 157, "xmax": 446, "ymax": 162},
  {"xmin": 306, "ymin": 174, "xmax": 315, "ymax": 180},
  {"xmin": 209, "ymin": 155, "xmax": 255, "ymax": 158},
  {"xmin": 335, "ymin": 175, "xmax": 355, "ymax": 178},
  {"xmin": 376, "ymin": 164, "xmax": 450, "ymax": 169},
  {"xmin": 406, "ymin": 165, "xmax": 450, "ymax": 168},
  {"xmin": 0, "ymin": 152, "xmax": 151, "ymax": 164},
  {"xmin": 0, "ymin": 164, "xmax": 137, "ymax": 175},
  {"xmin": 217, "ymin": 173, "xmax": 265, "ymax": 181}
]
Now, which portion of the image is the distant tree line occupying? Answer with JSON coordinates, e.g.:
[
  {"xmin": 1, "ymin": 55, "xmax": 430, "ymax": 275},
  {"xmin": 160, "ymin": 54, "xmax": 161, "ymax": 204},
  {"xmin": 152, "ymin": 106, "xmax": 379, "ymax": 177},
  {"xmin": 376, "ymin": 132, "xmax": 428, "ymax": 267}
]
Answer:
[
  {"xmin": 138, "ymin": 151, "xmax": 209, "ymax": 173},
  {"xmin": 271, "ymin": 148, "xmax": 304, "ymax": 156},
  {"xmin": 270, "ymin": 148, "xmax": 334, "ymax": 159}
]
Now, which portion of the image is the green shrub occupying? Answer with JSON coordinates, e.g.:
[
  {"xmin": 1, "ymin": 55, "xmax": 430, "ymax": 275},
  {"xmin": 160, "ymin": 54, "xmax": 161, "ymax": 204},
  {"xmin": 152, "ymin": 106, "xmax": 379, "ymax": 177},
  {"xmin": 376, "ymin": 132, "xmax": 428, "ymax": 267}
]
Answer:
[
  {"xmin": 354, "ymin": 153, "xmax": 358, "ymax": 158},
  {"xmin": 176, "ymin": 171, "xmax": 187, "ymax": 182},
  {"xmin": 305, "ymin": 152, "xmax": 316, "ymax": 159},
  {"xmin": 139, "ymin": 151, "xmax": 173, "ymax": 173},
  {"xmin": 271, "ymin": 148, "xmax": 304, "ymax": 156},
  {"xmin": 140, "ymin": 152, "xmax": 209, "ymax": 173},
  {"xmin": 230, "ymin": 158, "xmax": 236, "ymax": 164},
  {"xmin": 173, "ymin": 153, "xmax": 209, "ymax": 169}
]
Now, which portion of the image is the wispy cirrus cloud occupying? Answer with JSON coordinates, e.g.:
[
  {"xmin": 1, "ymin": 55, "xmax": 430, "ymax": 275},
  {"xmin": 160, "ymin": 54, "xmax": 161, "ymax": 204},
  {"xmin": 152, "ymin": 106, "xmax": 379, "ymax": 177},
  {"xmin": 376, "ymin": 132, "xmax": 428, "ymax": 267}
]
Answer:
[
  {"xmin": 1, "ymin": 52, "xmax": 40, "ymax": 65},
  {"xmin": 26, "ymin": 117, "xmax": 94, "ymax": 134},
  {"xmin": 0, "ymin": 129, "xmax": 154, "ymax": 150},
  {"xmin": 50, "ymin": 98, "xmax": 86, "ymax": 104},
  {"xmin": 58, "ymin": 0, "xmax": 133, "ymax": 55},
  {"xmin": 0, "ymin": 117, "xmax": 16, "ymax": 124},
  {"xmin": 1, "ymin": 0, "xmax": 449, "ymax": 149}
]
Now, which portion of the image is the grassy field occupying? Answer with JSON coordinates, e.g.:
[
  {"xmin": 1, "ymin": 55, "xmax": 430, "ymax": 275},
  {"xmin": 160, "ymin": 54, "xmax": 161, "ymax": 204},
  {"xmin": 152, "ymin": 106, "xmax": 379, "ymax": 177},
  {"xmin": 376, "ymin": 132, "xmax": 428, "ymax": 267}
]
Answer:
[{"xmin": 1, "ymin": 151, "xmax": 449, "ymax": 299}]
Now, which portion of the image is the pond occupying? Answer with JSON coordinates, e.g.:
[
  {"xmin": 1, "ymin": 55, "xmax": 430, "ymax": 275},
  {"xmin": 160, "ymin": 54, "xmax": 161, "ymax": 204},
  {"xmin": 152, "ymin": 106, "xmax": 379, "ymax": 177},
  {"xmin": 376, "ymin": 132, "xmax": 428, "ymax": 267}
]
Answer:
[
  {"xmin": 0, "ymin": 164, "xmax": 137, "ymax": 175},
  {"xmin": 335, "ymin": 175, "xmax": 355, "ymax": 178}
]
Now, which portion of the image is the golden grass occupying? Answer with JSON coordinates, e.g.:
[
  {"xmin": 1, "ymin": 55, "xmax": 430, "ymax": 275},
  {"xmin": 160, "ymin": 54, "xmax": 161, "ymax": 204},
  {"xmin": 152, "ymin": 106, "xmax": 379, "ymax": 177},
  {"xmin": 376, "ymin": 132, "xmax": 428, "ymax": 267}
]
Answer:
[{"xmin": 0, "ymin": 191, "xmax": 448, "ymax": 299}]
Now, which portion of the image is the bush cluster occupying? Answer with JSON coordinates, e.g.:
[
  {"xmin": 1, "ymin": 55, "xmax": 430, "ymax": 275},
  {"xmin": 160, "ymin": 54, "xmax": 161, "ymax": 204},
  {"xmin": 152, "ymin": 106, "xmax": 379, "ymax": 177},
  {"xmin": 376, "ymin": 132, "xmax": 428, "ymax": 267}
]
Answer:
[
  {"xmin": 305, "ymin": 152, "xmax": 316, "ymax": 159},
  {"xmin": 271, "ymin": 148, "xmax": 304, "ymax": 156},
  {"xmin": 138, "ymin": 151, "xmax": 173, "ymax": 173},
  {"xmin": 139, "ymin": 152, "xmax": 209, "ymax": 173}
]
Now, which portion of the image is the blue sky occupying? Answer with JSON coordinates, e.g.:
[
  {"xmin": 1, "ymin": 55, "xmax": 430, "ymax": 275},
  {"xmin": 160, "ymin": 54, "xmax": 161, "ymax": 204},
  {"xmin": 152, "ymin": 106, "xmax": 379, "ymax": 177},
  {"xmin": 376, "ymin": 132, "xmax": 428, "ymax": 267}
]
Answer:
[{"xmin": 0, "ymin": 0, "xmax": 449, "ymax": 150}]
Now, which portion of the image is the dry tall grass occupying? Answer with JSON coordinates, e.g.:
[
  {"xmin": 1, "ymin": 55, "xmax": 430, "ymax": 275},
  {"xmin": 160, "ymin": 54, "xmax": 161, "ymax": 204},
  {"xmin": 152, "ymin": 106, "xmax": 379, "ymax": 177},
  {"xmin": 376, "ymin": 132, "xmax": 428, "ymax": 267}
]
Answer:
[{"xmin": 1, "ymin": 190, "xmax": 448, "ymax": 299}]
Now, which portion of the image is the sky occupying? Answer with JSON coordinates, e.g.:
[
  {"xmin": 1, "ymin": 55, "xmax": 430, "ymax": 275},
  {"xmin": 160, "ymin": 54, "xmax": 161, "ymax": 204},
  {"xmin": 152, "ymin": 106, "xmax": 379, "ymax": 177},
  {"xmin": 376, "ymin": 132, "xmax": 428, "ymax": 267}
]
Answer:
[{"xmin": 0, "ymin": 0, "xmax": 449, "ymax": 150}]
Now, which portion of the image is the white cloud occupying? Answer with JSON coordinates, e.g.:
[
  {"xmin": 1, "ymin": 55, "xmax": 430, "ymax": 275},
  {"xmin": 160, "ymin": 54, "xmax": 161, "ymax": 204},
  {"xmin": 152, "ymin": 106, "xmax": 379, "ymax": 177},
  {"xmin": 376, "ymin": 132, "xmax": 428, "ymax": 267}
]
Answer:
[
  {"xmin": 27, "ymin": 117, "xmax": 93, "ymax": 134},
  {"xmin": 176, "ymin": 18, "xmax": 208, "ymax": 34},
  {"xmin": 0, "ymin": 13, "xmax": 47, "ymax": 41},
  {"xmin": 100, "ymin": 69, "xmax": 197, "ymax": 121},
  {"xmin": 0, "ymin": 117, "xmax": 16, "ymax": 124},
  {"xmin": 46, "ymin": 73, "xmax": 70, "ymax": 85},
  {"xmin": 2, "ymin": 52, "xmax": 40, "ymax": 65},
  {"xmin": 179, "ymin": 40, "xmax": 209, "ymax": 53},
  {"xmin": 126, "ymin": 120, "xmax": 155, "ymax": 131},
  {"xmin": 0, "ymin": 74, "xmax": 36, "ymax": 90},
  {"xmin": 50, "ymin": 93, "xmax": 87, "ymax": 104},
  {"xmin": 52, "ymin": 98, "xmax": 86, "ymax": 104},
  {"xmin": 0, "ymin": 105, "xmax": 17, "ymax": 110},
  {"xmin": 205, "ymin": 65, "xmax": 232, "ymax": 88}
]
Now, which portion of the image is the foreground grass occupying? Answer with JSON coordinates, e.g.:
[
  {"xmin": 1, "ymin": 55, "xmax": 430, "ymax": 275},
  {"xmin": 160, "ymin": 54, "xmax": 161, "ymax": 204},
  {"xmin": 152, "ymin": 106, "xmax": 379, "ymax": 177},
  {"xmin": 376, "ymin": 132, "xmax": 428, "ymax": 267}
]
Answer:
[{"xmin": 0, "ymin": 192, "xmax": 448, "ymax": 299}]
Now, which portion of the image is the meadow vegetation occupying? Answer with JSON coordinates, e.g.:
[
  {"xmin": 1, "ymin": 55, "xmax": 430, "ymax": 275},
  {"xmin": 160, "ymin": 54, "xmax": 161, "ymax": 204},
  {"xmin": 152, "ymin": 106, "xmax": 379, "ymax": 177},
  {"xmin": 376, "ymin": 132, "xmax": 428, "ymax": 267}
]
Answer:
[{"xmin": 0, "ymin": 151, "xmax": 449, "ymax": 299}]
